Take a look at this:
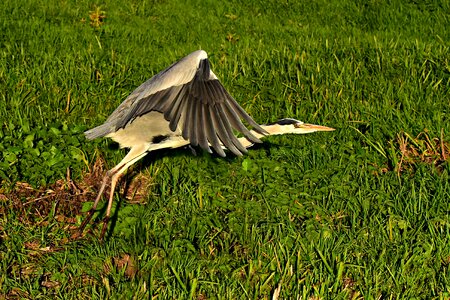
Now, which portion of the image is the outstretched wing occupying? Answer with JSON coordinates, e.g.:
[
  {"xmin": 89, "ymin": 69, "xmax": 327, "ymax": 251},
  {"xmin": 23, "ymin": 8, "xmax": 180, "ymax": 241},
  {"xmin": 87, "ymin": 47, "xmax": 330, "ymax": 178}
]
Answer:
[{"xmin": 108, "ymin": 50, "xmax": 267, "ymax": 157}]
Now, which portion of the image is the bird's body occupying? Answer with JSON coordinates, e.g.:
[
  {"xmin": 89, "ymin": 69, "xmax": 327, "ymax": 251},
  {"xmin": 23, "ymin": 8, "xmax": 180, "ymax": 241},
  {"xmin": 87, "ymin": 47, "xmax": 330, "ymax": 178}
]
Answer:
[
  {"xmin": 85, "ymin": 50, "xmax": 266, "ymax": 157},
  {"xmin": 106, "ymin": 111, "xmax": 179, "ymax": 149},
  {"xmin": 74, "ymin": 50, "xmax": 334, "ymax": 239}
]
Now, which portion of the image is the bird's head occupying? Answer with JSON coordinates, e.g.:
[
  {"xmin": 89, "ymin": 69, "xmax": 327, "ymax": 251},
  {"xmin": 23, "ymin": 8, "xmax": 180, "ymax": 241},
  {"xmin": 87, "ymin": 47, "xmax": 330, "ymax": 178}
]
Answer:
[{"xmin": 268, "ymin": 118, "xmax": 335, "ymax": 135}]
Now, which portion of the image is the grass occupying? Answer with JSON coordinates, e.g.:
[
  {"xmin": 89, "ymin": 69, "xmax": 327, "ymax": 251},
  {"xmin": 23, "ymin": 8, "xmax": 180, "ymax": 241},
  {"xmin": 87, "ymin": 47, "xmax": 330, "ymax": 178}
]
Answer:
[{"xmin": 1, "ymin": 0, "xmax": 449, "ymax": 298}]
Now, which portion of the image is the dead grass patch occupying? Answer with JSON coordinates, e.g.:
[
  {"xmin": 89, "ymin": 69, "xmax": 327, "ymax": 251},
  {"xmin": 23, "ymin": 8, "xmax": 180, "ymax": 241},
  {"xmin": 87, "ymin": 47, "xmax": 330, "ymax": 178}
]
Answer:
[
  {"xmin": 103, "ymin": 253, "xmax": 138, "ymax": 279},
  {"xmin": 392, "ymin": 129, "xmax": 449, "ymax": 175},
  {"xmin": 0, "ymin": 157, "xmax": 155, "ymax": 227}
]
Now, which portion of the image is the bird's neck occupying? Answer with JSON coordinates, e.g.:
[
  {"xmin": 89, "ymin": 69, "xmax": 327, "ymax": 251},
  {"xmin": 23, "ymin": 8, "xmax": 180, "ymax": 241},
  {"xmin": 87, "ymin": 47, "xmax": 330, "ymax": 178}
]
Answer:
[{"xmin": 236, "ymin": 124, "xmax": 295, "ymax": 148}]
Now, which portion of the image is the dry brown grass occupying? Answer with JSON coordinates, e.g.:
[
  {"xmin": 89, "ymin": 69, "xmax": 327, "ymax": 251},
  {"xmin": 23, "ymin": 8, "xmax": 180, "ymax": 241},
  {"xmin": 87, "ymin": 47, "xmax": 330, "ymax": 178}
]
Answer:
[
  {"xmin": 393, "ymin": 129, "xmax": 449, "ymax": 175},
  {"xmin": 0, "ymin": 157, "xmax": 154, "ymax": 228}
]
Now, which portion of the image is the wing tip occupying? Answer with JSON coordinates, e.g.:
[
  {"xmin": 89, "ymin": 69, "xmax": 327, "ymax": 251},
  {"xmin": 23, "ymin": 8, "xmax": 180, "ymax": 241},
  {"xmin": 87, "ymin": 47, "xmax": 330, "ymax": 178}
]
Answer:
[{"xmin": 193, "ymin": 50, "xmax": 208, "ymax": 60}]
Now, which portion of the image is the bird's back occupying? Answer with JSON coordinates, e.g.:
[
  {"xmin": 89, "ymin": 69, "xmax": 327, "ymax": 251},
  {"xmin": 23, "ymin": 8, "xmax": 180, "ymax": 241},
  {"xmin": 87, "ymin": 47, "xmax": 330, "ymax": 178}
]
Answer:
[{"xmin": 84, "ymin": 50, "xmax": 207, "ymax": 140}]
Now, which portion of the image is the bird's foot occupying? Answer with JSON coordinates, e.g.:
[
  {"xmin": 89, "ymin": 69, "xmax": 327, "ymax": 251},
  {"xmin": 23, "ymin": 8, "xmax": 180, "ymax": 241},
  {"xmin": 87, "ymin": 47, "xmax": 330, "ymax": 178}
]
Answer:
[
  {"xmin": 99, "ymin": 216, "xmax": 110, "ymax": 241},
  {"xmin": 70, "ymin": 209, "xmax": 95, "ymax": 240}
]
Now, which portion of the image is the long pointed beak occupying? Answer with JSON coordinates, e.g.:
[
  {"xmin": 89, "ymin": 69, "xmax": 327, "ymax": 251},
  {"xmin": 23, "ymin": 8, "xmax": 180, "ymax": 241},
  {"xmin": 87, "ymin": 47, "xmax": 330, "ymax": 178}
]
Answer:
[{"xmin": 295, "ymin": 123, "xmax": 335, "ymax": 132}]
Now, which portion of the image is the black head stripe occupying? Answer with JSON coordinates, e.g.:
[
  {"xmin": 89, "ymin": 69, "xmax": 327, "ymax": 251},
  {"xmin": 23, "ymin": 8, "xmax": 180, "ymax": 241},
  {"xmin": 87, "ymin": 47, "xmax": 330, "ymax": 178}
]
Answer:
[{"xmin": 272, "ymin": 118, "xmax": 300, "ymax": 126}]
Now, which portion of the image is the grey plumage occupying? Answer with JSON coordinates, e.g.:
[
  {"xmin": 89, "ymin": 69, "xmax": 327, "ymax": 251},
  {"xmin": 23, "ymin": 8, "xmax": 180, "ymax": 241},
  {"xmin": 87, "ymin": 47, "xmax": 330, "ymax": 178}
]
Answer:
[{"xmin": 85, "ymin": 50, "xmax": 267, "ymax": 157}]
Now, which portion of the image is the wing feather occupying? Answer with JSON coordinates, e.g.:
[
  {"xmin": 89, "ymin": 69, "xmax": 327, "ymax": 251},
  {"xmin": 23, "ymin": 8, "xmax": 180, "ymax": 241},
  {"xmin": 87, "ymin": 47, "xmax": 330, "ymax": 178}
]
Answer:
[
  {"xmin": 225, "ymin": 93, "xmax": 268, "ymax": 136},
  {"xmin": 205, "ymin": 105, "xmax": 224, "ymax": 156},
  {"xmin": 158, "ymin": 85, "xmax": 183, "ymax": 112},
  {"xmin": 167, "ymin": 86, "xmax": 188, "ymax": 131},
  {"xmin": 196, "ymin": 102, "xmax": 210, "ymax": 151},
  {"xmin": 182, "ymin": 97, "xmax": 195, "ymax": 140},
  {"xmin": 211, "ymin": 105, "xmax": 242, "ymax": 156},
  {"xmin": 188, "ymin": 96, "xmax": 199, "ymax": 146},
  {"xmin": 215, "ymin": 104, "xmax": 248, "ymax": 154},
  {"xmin": 98, "ymin": 50, "xmax": 265, "ymax": 156},
  {"xmin": 222, "ymin": 100, "xmax": 262, "ymax": 144}
]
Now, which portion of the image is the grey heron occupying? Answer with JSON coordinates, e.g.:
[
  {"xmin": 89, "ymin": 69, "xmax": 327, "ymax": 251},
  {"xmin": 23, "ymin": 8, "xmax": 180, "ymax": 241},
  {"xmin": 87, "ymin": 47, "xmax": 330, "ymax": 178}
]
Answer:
[{"xmin": 73, "ymin": 50, "xmax": 334, "ymax": 239}]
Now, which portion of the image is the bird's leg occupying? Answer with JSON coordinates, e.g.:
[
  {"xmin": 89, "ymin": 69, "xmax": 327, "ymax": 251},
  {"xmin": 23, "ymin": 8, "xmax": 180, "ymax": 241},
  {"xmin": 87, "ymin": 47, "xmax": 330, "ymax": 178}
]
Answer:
[
  {"xmin": 97, "ymin": 146, "xmax": 149, "ymax": 240},
  {"xmin": 99, "ymin": 170, "xmax": 123, "ymax": 240},
  {"xmin": 72, "ymin": 170, "xmax": 113, "ymax": 239},
  {"xmin": 72, "ymin": 145, "xmax": 148, "ymax": 240}
]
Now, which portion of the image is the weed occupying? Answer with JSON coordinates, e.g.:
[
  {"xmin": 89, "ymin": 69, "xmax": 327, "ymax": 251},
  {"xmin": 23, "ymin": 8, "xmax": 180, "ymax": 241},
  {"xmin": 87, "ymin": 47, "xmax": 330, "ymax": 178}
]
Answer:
[{"xmin": 89, "ymin": 5, "xmax": 106, "ymax": 29}]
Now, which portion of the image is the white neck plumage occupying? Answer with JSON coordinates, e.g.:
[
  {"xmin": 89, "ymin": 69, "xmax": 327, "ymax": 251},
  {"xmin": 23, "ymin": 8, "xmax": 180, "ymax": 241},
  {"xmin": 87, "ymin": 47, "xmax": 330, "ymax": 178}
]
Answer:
[{"xmin": 236, "ymin": 118, "xmax": 335, "ymax": 149}]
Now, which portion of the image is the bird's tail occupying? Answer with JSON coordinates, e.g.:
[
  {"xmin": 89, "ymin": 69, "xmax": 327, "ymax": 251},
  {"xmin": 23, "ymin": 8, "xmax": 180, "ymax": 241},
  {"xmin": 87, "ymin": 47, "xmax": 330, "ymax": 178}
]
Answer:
[{"xmin": 84, "ymin": 123, "xmax": 112, "ymax": 140}]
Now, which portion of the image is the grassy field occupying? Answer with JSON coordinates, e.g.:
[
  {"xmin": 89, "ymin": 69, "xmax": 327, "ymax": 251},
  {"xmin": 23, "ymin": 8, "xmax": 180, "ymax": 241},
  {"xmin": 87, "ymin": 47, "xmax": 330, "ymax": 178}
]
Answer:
[{"xmin": 1, "ymin": 0, "xmax": 450, "ymax": 298}]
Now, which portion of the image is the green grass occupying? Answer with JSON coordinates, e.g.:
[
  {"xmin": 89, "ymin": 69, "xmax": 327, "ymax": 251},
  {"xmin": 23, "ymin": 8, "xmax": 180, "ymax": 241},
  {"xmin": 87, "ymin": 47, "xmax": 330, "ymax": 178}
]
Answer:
[{"xmin": 1, "ymin": 0, "xmax": 450, "ymax": 298}]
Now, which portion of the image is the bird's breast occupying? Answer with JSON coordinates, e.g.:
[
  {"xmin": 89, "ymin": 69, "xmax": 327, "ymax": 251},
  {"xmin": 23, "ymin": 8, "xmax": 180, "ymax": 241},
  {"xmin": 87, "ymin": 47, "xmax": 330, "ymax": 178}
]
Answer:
[{"xmin": 107, "ymin": 111, "xmax": 182, "ymax": 149}]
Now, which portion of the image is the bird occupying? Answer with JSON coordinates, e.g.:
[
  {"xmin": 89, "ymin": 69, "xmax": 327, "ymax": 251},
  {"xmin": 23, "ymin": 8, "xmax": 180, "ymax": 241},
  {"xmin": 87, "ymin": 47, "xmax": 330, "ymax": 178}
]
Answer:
[{"xmin": 73, "ymin": 50, "xmax": 334, "ymax": 240}]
